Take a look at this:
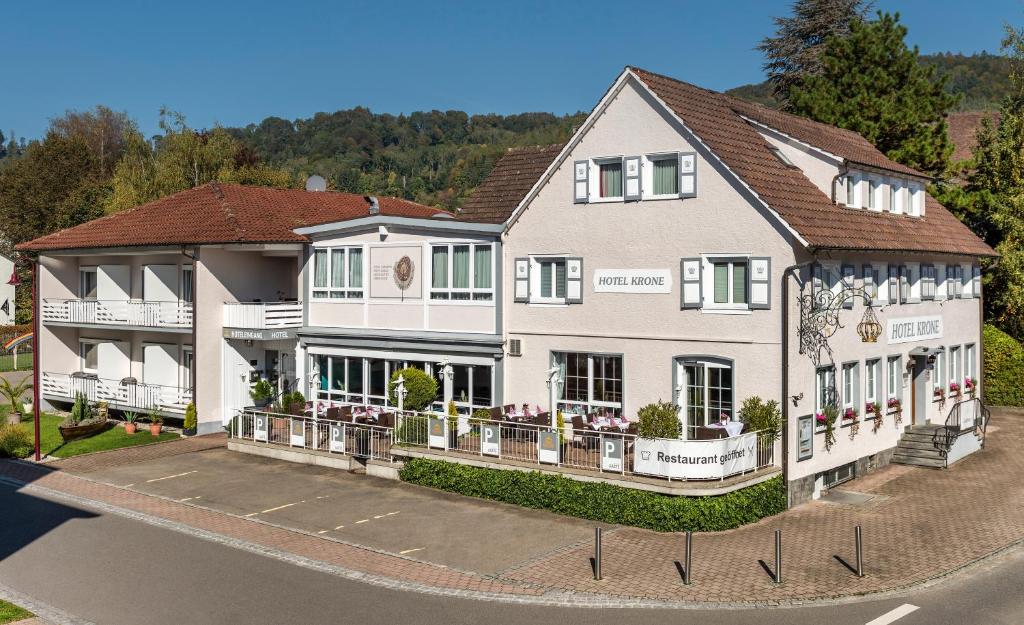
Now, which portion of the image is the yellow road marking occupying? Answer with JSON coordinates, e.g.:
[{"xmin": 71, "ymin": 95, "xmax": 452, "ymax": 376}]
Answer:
[{"xmin": 146, "ymin": 470, "xmax": 197, "ymax": 483}]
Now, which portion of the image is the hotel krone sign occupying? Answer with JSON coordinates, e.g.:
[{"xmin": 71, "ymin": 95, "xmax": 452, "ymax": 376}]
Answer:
[
  {"xmin": 886, "ymin": 315, "xmax": 943, "ymax": 345},
  {"xmin": 593, "ymin": 269, "xmax": 672, "ymax": 294}
]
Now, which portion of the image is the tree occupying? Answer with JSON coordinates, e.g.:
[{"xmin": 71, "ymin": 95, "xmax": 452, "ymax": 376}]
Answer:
[
  {"xmin": 49, "ymin": 105, "xmax": 136, "ymax": 177},
  {"xmin": 788, "ymin": 12, "xmax": 958, "ymax": 177},
  {"xmin": 758, "ymin": 0, "xmax": 871, "ymax": 106}
]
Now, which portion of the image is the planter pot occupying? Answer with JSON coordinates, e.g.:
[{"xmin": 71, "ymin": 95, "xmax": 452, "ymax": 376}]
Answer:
[
  {"xmin": 59, "ymin": 420, "xmax": 107, "ymax": 442},
  {"xmin": 254, "ymin": 398, "xmax": 272, "ymax": 409},
  {"xmin": 183, "ymin": 427, "xmax": 197, "ymax": 437},
  {"xmin": 124, "ymin": 422, "xmax": 137, "ymax": 435},
  {"xmin": 149, "ymin": 423, "xmax": 162, "ymax": 436}
]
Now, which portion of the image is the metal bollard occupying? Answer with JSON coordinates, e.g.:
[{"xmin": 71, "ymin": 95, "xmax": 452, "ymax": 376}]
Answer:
[
  {"xmin": 684, "ymin": 530, "xmax": 692, "ymax": 585},
  {"xmin": 594, "ymin": 527, "xmax": 602, "ymax": 580},
  {"xmin": 774, "ymin": 529, "xmax": 782, "ymax": 584},
  {"xmin": 855, "ymin": 525, "xmax": 864, "ymax": 577}
]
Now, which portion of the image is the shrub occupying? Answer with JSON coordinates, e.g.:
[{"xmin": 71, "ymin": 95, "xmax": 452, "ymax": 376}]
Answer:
[
  {"xmin": 637, "ymin": 400, "xmax": 680, "ymax": 439},
  {"xmin": 387, "ymin": 367, "xmax": 438, "ymax": 412},
  {"xmin": 0, "ymin": 424, "xmax": 32, "ymax": 458},
  {"xmin": 470, "ymin": 408, "xmax": 491, "ymax": 425},
  {"xmin": 983, "ymin": 324, "xmax": 1024, "ymax": 406},
  {"xmin": 184, "ymin": 402, "xmax": 197, "ymax": 431},
  {"xmin": 400, "ymin": 458, "xmax": 786, "ymax": 532},
  {"xmin": 249, "ymin": 380, "xmax": 274, "ymax": 404},
  {"xmin": 68, "ymin": 393, "xmax": 92, "ymax": 425},
  {"xmin": 739, "ymin": 396, "xmax": 781, "ymax": 445}
]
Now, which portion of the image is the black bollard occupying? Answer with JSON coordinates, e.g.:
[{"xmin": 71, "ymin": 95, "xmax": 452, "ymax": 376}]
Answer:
[
  {"xmin": 684, "ymin": 531, "xmax": 692, "ymax": 585},
  {"xmin": 594, "ymin": 527, "xmax": 602, "ymax": 580},
  {"xmin": 855, "ymin": 525, "xmax": 864, "ymax": 577},
  {"xmin": 774, "ymin": 529, "xmax": 782, "ymax": 584}
]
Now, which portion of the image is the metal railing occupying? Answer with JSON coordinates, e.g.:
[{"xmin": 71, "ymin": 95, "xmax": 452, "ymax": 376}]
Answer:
[
  {"xmin": 232, "ymin": 409, "xmax": 395, "ymax": 462},
  {"xmin": 223, "ymin": 301, "xmax": 302, "ymax": 329},
  {"xmin": 934, "ymin": 396, "xmax": 991, "ymax": 464},
  {"xmin": 42, "ymin": 298, "xmax": 193, "ymax": 329},
  {"xmin": 41, "ymin": 371, "xmax": 191, "ymax": 413}
]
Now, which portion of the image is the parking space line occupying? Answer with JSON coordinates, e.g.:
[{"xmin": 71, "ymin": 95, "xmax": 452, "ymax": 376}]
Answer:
[
  {"xmin": 179, "ymin": 496, "xmax": 201, "ymax": 502},
  {"xmin": 334, "ymin": 525, "xmax": 345, "ymax": 530},
  {"xmin": 122, "ymin": 484, "xmax": 134, "ymax": 488},
  {"xmin": 866, "ymin": 604, "xmax": 920, "ymax": 625},
  {"xmin": 146, "ymin": 470, "xmax": 197, "ymax": 483},
  {"xmin": 244, "ymin": 500, "xmax": 307, "ymax": 517},
  {"xmin": 355, "ymin": 519, "xmax": 369, "ymax": 524},
  {"xmin": 317, "ymin": 530, "xmax": 328, "ymax": 534},
  {"xmin": 399, "ymin": 548, "xmax": 424, "ymax": 555}
]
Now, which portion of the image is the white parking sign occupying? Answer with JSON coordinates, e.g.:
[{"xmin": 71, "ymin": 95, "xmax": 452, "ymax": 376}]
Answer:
[
  {"xmin": 601, "ymin": 435, "xmax": 623, "ymax": 472},
  {"xmin": 481, "ymin": 424, "xmax": 500, "ymax": 457}
]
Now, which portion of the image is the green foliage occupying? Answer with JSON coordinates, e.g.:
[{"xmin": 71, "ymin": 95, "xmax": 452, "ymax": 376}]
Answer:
[
  {"xmin": 0, "ymin": 423, "xmax": 32, "ymax": 458},
  {"xmin": 637, "ymin": 401, "xmax": 681, "ymax": 439},
  {"xmin": 281, "ymin": 391, "xmax": 306, "ymax": 413},
  {"xmin": 394, "ymin": 416, "xmax": 428, "ymax": 445},
  {"xmin": 983, "ymin": 324, "xmax": 1024, "ymax": 406},
  {"xmin": 387, "ymin": 367, "xmax": 438, "ymax": 412},
  {"xmin": 399, "ymin": 458, "xmax": 786, "ymax": 532},
  {"xmin": 183, "ymin": 402, "xmax": 197, "ymax": 430},
  {"xmin": 470, "ymin": 408, "xmax": 491, "ymax": 425},
  {"xmin": 68, "ymin": 393, "xmax": 92, "ymax": 425},
  {"xmin": 249, "ymin": 379, "xmax": 274, "ymax": 403},
  {"xmin": 788, "ymin": 12, "xmax": 958, "ymax": 177},
  {"xmin": 121, "ymin": 411, "xmax": 139, "ymax": 424},
  {"xmin": 148, "ymin": 412, "xmax": 164, "ymax": 425},
  {"xmin": 0, "ymin": 376, "xmax": 31, "ymax": 416},
  {"xmin": 738, "ymin": 396, "xmax": 782, "ymax": 445},
  {"xmin": 556, "ymin": 409, "xmax": 566, "ymax": 443},
  {"xmin": 822, "ymin": 404, "xmax": 839, "ymax": 451}
]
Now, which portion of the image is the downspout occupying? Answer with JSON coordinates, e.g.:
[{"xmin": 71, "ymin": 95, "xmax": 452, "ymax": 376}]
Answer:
[
  {"xmin": 831, "ymin": 163, "xmax": 849, "ymax": 205},
  {"xmin": 181, "ymin": 246, "xmax": 198, "ymax": 424},
  {"xmin": 781, "ymin": 258, "xmax": 815, "ymax": 507}
]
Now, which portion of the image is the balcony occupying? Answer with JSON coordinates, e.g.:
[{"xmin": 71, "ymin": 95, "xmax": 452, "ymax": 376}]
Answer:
[
  {"xmin": 42, "ymin": 299, "xmax": 193, "ymax": 330},
  {"xmin": 223, "ymin": 301, "xmax": 302, "ymax": 329},
  {"xmin": 42, "ymin": 371, "xmax": 191, "ymax": 414}
]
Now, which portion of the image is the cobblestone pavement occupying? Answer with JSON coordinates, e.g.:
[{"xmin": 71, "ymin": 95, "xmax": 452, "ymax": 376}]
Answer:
[
  {"xmin": 45, "ymin": 433, "xmax": 227, "ymax": 473},
  {"xmin": 3, "ymin": 409, "xmax": 1021, "ymax": 606}
]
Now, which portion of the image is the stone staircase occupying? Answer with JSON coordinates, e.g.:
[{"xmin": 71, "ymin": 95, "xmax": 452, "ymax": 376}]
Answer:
[{"xmin": 891, "ymin": 424, "xmax": 948, "ymax": 468}]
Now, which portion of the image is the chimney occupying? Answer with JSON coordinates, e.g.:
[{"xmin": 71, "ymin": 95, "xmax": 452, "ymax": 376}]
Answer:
[{"xmin": 366, "ymin": 196, "xmax": 380, "ymax": 215}]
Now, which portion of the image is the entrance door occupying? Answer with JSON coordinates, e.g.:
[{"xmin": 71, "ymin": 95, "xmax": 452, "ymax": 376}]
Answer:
[{"xmin": 911, "ymin": 356, "xmax": 928, "ymax": 425}]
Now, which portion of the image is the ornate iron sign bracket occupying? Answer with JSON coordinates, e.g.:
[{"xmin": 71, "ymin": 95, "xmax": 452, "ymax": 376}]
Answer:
[{"xmin": 798, "ymin": 286, "xmax": 883, "ymax": 367}]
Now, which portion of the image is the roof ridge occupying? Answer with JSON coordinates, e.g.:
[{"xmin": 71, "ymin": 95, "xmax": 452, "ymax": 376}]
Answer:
[{"xmin": 212, "ymin": 182, "xmax": 247, "ymax": 242}]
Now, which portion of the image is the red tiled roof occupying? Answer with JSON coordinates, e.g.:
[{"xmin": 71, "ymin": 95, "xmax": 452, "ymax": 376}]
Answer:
[
  {"xmin": 458, "ymin": 145, "xmax": 563, "ymax": 224},
  {"xmin": 947, "ymin": 110, "xmax": 999, "ymax": 164},
  {"xmin": 630, "ymin": 67, "xmax": 994, "ymax": 257},
  {"xmin": 16, "ymin": 183, "xmax": 447, "ymax": 252}
]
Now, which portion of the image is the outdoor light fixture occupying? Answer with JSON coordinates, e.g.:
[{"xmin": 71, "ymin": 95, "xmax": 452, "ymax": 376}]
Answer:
[{"xmin": 856, "ymin": 305, "xmax": 883, "ymax": 343}]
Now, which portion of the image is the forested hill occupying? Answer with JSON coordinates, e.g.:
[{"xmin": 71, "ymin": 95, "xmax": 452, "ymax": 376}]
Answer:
[
  {"xmin": 226, "ymin": 109, "xmax": 586, "ymax": 210},
  {"xmin": 726, "ymin": 52, "xmax": 1011, "ymax": 111}
]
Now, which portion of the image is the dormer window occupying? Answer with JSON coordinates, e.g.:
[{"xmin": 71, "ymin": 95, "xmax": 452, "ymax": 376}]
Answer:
[
  {"xmin": 890, "ymin": 181, "xmax": 904, "ymax": 214},
  {"xmin": 867, "ymin": 179, "xmax": 878, "ymax": 210},
  {"xmin": 846, "ymin": 176, "xmax": 856, "ymax": 206}
]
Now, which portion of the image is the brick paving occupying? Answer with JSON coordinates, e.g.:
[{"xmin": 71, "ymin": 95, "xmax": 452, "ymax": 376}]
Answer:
[
  {"xmin": 2, "ymin": 409, "xmax": 1021, "ymax": 606},
  {"xmin": 45, "ymin": 433, "xmax": 227, "ymax": 473}
]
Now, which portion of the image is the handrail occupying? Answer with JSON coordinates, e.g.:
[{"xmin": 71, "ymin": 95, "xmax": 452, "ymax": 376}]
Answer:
[{"xmin": 933, "ymin": 396, "xmax": 990, "ymax": 466}]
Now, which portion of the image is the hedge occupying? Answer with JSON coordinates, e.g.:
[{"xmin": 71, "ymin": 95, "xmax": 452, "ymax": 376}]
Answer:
[
  {"xmin": 399, "ymin": 457, "xmax": 786, "ymax": 532},
  {"xmin": 983, "ymin": 324, "xmax": 1024, "ymax": 407}
]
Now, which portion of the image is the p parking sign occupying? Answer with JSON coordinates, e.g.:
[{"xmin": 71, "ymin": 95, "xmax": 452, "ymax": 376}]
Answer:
[
  {"xmin": 600, "ymin": 435, "xmax": 623, "ymax": 472},
  {"xmin": 254, "ymin": 414, "xmax": 268, "ymax": 442},
  {"xmin": 481, "ymin": 423, "xmax": 500, "ymax": 456}
]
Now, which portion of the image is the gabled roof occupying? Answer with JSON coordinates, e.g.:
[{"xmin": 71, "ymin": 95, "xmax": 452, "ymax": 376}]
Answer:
[
  {"xmin": 947, "ymin": 110, "xmax": 999, "ymax": 164},
  {"xmin": 17, "ymin": 183, "xmax": 447, "ymax": 252},
  {"xmin": 464, "ymin": 67, "xmax": 994, "ymax": 258}
]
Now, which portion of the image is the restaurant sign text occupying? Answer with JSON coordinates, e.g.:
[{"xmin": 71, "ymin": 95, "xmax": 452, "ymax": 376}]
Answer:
[
  {"xmin": 886, "ymin": 315, "xmax": 942, "ymax": 345},
  {"xmin": 633, "ymin": 432, "xmax": 757, "ymax": 480},
  {"xmin": 592, "ymin": 269, "xmax": 672, "ymax": 294}
]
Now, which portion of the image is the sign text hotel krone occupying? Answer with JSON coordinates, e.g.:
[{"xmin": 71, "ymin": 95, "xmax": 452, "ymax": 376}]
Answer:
[
  {"xmin": 593, "ymin": 269, "xmax": 672, "ymax": 294},
  {"xmin": 886, "ymin": 315, "xmax": 943, "ymax": 345}
]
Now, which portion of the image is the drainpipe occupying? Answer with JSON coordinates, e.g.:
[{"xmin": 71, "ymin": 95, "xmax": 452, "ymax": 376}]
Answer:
[
  {"xmin": 181, "ymin": 246, "xmax": 198, "ymax": 425},
  {"xmin": 781, "ymin": 259, "xmax": 814, "ymax": 507},
  {"xmin": 831, "ymin": 163, "xmax": 849, "ymax": 205}
]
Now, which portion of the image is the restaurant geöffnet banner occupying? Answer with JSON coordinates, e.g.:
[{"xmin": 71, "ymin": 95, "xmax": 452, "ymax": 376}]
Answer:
[{"xmin": 633, "ymin": 432, "xmax": 758, "ymax": 479}]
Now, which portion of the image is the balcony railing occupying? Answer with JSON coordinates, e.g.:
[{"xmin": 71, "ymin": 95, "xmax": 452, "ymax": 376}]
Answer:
[
  {"xmin": 42, "ymin": 299, "xmax": 193, "ymax": 329},
  {"xmin": 223, "ymin": 301, "xmax": 302, "ymax": 329},
  {"xmin": 42, "ymin": 371, "xmax": 191, "ymax": 413}
]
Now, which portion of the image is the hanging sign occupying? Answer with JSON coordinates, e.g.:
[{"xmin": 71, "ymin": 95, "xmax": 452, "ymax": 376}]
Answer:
[
  {"xmin": 253, "ymin": 413, "xmax": 268, "ymax": 442},
  {"xmin": 329, "ymin": 423, "xmax": 346, "ymax": 453},
  {"xmin": 592, "ymin": 269, "xmax": 672, "ymax": 294},
  {"xmin": 428, "ymin": 417, "xmax": 447, "ymax": 449},
  {"xmin": 886, "ymin": 315, "xmax": 942, "ymax": 345},
  {"xmin": 538, "ymin": 430, "xmax": 560, "ymax": 464},
  {"xmin": 600, "ymin": 435, "xmax": 623, "ymax": 472},
  {"xmin": 633, "ymin": 432, "xmax": 757, "ymax": 479},
  {"xmin": 481, "ymin": 423, "xmax": 501, "ymax": 456}
]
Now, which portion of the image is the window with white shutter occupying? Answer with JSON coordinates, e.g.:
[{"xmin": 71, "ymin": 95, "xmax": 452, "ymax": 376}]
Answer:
[
  {"xmin": 623, "ymin": 156, "xmax": 641, "ymax": 201},
  {"xmin": 513, "ymin": 258, "xmax": 530, "ymax": 303},
  {"xmin": 749, "ymin": 257, "xmax": 771, "ymax": 309},
  {"xmin": 972, "ymin": 265, "xmax": 981, "ymax": 297}
]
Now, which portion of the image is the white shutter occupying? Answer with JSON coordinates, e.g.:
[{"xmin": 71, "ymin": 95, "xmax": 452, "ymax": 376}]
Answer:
[
  {"xmin": 573, "ymin": 160, "xmax": 589, "ymax": 204},
  {"xmin": 623, "ymin": 156, "xmax": 641, "ymax": 201},
  {"xmin": 97, "ymin": 265, "xmax": 131, "ymax": 301},
  {"xmin": 841, "ymin": 264, "xmax": 855, "ymax": 308},
  {"xmin": 862, "ymin": 264, "xmax": 876, "ymax": 305},
  {"xmin": 98, "ymin": 341, "xmax": 131, "ymax": 381},
  {"xmin": 749, "ymin": 257, "xmax": 771, "ymax": 309},
  {"xmin": 961, "ymin": 263, "xmax": 973, "ymax": 298},
  {"xmin": 935, "ymin": 263, "xmax": 946, "ymax": 301},
  {"xmin": 513, "ymin": 258, "xmax": 529, "ymax": 303},
  {"xmin": 888, "ymin": 265, "xmax": 900, "ymax": 303},
  {"xmin": 679, "ymin": 152, "xmax": 697, "ymax": 198},
  {"xmin": 565, "ymin": 257, "xmax": 583, "ymax": 304},
  {"xmin": 680, "ymin": 258, "xmax": 702, "ymax": 309},
  {"xmin": 906, "ymin": 264, "xmax": 921, "ymax": 303},
  {"xmin": 973, "ymin": 264, "xmax": 982, "ymax": 298}
]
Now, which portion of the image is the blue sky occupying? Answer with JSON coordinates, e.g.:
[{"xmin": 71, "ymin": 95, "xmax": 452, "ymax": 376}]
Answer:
[{"xmin": 5, "ymin": 0, "xmax": 1020, "ymax": 141}]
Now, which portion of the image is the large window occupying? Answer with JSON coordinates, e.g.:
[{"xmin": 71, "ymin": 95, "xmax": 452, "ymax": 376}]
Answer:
[
  {"xmin": 887, "ymin": 356, "xmax": 901, "ymax": 400},
  {"xmin": 865, "ymin": 359, "xmax": 879, "ymax": 407},
  {"xmin": 816, "ymin": 366, "xmax": 836, "ymax": 413},
  {"xmin": 597, "ymin": 161, "xmax": 623, "ymax": 199},
  {"xmin": 312, "ymin": 247, "xmax": 363, "ymax": 299},
  {"xmin": 950, "ymin": 345, "xmax": 962, "ymax": 387},
  {"xmin": 431, "ymin": 243, "xmax": 493, "ymax": 301},
  {"xmin": 682, "ymin": 359, "xmax": 733, "ymax": 438},
  {"xmin": 965, "ymin": 344, "xmax": 976, "ymax": 380},
  {"xmin": 182, "ymin": 266, "xmax": 194, "ymax": 304},
  {"xmin": 711, "ymin": 260, "xmax": 747, "ymax": 306},
  {"xmin": 933, "ymin": 350, "xmax": 945, "ymax": 392},
  {"xmin": 846, "ymin": 177, "xmax": 857, "ymax": 206},
  {"xmin": 451, "ymin": 363, "xmax": 493, "ymax": 413},
  {"xmin": 554, "ymin": 352, "xmax": 622, "ymax": 417},
  {"xmin": 650, "ymin": 156, "xmax": 679, "ymax": 196},
  {"xmin": 80, "ymin": 267, "xmax": 98, "ymax": 300},
  {"xmin": 79, "ymin": 340, "xmax": 98, "ymax": 373},
  {"xmin": 842, "ymin": 362, "xmax": 857, "ymax": 409}
]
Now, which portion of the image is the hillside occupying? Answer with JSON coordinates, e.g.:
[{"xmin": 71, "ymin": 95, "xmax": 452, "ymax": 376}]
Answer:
[
  {"xmin": 226, "ymin": 108, "xmax": 585, "ymax": 210},
  {"xmin": 726, "ymin": 52, "xmax": 1010, "ymax": 111}
]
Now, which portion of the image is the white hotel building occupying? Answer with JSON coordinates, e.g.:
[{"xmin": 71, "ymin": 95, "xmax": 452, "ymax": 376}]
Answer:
[{"xmin": 20, "ymin": 67, "xmax": 994, "ymax": 505}]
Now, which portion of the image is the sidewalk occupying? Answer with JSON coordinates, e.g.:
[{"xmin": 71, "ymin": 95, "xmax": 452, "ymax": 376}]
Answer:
[{"xmin": 2, "ymin": 409, "xmax": 1021, "ymax": 607}]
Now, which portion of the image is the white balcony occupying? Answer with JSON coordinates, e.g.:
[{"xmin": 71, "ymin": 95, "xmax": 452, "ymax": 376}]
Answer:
[
  {"xmin": 42, "ymin": 371, "xmax": 191, "ymax": 414},
  {"xmin": 223, "ymin": 301, "xmax": 302, "ymax": 329},
  {"xmin": 42, "ymin": 299, "xmax": 193, "ymax": 330}
]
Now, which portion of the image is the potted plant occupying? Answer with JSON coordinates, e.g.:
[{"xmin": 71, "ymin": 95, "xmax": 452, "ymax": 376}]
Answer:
[
  {"xmin": 965, "ymin": 377, "xmax": 978, "ymax": 398},
  {"xmin": 887, "ymin": 397, "xmax": 903, "ymax": 425},
  {"xmin": 183, "ymin": 402, "xmax": 197, "ymax": 436},
  {"xmin": 933, "ymin": 386, "xmax": 946, "ymax": 406},
  {"xmin": 948, "ymin": 381, "xmax": 961, "ymax": 398},
  {"xmin": 819, "ymin": 405, "xmax": 838, "ymax": 451},
  {"xmin": 738, "ymin": 396, "xmax": 781, "ymax": 445},
  {"xmin": 58, "ymin": 393, "xmax": 108, "ymax": 442},
  {"xmin": 122, "ymin": 411, "xmax": 139, "ymax": 435},
  {"xmin": 250, "ymin": 379, "xmax": 274, "ymax": 409},
  {"xmin": 870, "ymin": 402, "xmax": 883, "ymax": 433},
  {"xmin": 148, "ymin": 412, "xmax": 164, "ymax": 436},
  {"xmin": 0, "ymin": 377, "xmax": 32, "ymax": 425},
  {"xmin": 637, "ymin": 401, "xmax": 681, "ymax": 439},
  {"xmin": 446, "ymin": 400, "xmax": 459, "ymax": 448},
  {"xmin": 843, "ymin": 407, "xmax": 860, "ymax": 439}
]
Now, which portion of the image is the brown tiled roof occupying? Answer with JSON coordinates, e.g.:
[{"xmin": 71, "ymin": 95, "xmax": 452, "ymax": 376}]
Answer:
[
  {"xmin": 17, "ymin": 183, "xmax": 447, "ymax": 252},
  {"xmin": 458, "ymin": 145, "xmax": 563, "ymax": 223},
  {"xmin": 948, "ymin": 111, "xmax": 999, "ymax": 164}
]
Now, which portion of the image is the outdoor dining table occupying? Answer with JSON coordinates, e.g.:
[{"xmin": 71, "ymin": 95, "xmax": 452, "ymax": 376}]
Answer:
[{"xmin": 706, "ymin": 421, "xmax": 744, "ymax": 437}]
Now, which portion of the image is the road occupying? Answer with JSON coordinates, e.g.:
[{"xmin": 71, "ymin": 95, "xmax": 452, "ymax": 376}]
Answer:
[{"xmin": 0, "ymin": 482, "xmax": 1021, "ymax": 625}]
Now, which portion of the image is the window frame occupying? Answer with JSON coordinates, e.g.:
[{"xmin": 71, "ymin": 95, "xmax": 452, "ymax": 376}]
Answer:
[
  {"xmin": 592, "ymin": 157, "xmax": 624, "ymax": 202},
  {"xmin": 181, "ymin": 265, "xmax": 194, "ymax": 304},
  {"xmin": 79, "ymin": 266, "xmax": 98, "ymax": 300},
  {"xmin": 815, "ymin": 365, "xmax": 837, "ymax": 413},
  {"xmin": 311, "ymin": 245, "xmax": 364, "ymax": 300},
  {"xmin": 79, "ymin": 338, "xmax": 100, "ymax": 373},
  {"xmin": 950, "ymin": 345, "xmax": 962, "ymax": 387},
  {"xmin": 867, "ymin": 178, "xmax": 879, "ymax": 210},
  {"xmin": 964, "ymin": 343, "xmax": 977, "ymax": 380},
  {"xmin": 702, "ymin": 255, "xmax": 750, "ymax": 311},
  {"xmin": 887, "ymin": 355, "xmax": 901, "ymax": 400},
  {"xmin": 865, "ymin": 358, "xmax": 879, "ymax": 406},
  {"xmin": 530, "ymin": 256, "xmax": 569, "ymax": 305},
  {"xmin": 679, "ymin": 357, "xmax": 735, "ymax": 439},
  {"xmin": 429, "ymin": 242, "xmax": 495, "ymax": 302},
  {"xmin": 553, "ymin": 351, "xmax": 624, "ymax": 417},
  {"xmin": 932, "ymin": 350, "xmax": 946, "ymax": 393},
  {"xmin": 645, "ymin": 152, "xmax": 680, "ymax": 199},
  {"xmin": 845, "ymin": 176, "xmax": 858, "ymax": 207}
]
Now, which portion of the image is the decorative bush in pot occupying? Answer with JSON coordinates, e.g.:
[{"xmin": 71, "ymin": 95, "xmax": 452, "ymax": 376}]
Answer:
[
  {"xmin": 148, "ymin": 412, "xmax": 164, "ymax": 436},
  {"xmin": 637, "ymin": 401, "xmax": 681, "ymax": 439},
  {"xmin": 121, "ymin": 411, "xmax": 139, "ymax": 435},
  {"xmin": 250, "ymin": 380, "xmax": 274, "ymax": 408},
  {"xmin": 387, "ymin": 367, "xmax": 438, "ymax": 412},
  {"xmin": 738, "ymin": 396, "xmax": 781, "ymax": 445},
  {"xmin": 183, "ymin": 402, "xmax": 197, "ymax": 436},
  {"xmin": 0, "ymin": 377, "xmax": 32, "ymax": 425}
]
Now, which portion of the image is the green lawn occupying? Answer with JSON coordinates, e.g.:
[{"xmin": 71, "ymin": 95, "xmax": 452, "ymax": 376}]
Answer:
[
  {"xmin": 10, "ymin": 411, "xmax": 179, "ymax": 459},
  {"xmin": 0, "ymin": 352, "xmax": 32, "ymax": 373},
  {"xmin": 0, "ymin": 598, "xmax": 32, "ymax": 623}
]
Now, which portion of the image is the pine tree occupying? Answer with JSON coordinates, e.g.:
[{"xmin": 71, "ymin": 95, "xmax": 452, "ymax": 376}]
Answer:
[
  {"xmin": 788, "ymin": 12, "xmax": 958, "ymax": 177},
  {"xmin": 758, "ymin": 0, "xmax": 871, "ymax": 106}
]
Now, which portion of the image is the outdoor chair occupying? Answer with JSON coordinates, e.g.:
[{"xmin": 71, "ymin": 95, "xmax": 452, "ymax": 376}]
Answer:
[
  {"xmin": 325, "ymin": 406, "xmax": 341, "ymax": 421},
  {"xmin": 488, "ymin": 406, "xmax": 503, "ymax": 421},
  {"xmin": 339, "ymin": 405, "xmax": 353, "ymax": 422},
  {"xmin": 533, "ymin": 412, "xmax": 550, "ymax": 426}
]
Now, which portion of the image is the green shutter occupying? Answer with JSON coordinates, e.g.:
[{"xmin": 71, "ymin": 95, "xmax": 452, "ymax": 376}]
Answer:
[
  {"xmin": 555, "ymin": 261, "xmax": 567, "ymax": 299},
  {"xmin": 540, "ymin": 262, "xmax": 552, "ymax": 298},
  {"xmin": 732, "ymin": 262, "xmax": 747, "ymax": 304},
  {"xmin": 713, "ymin": 263, "xmax": 728, "ymax": 304}
]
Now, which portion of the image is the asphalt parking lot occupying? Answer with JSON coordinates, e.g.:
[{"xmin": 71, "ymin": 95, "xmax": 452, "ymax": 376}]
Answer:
[{"xmin": 78, "ymin": 447, "xmax": 599, "ymax": 575}]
